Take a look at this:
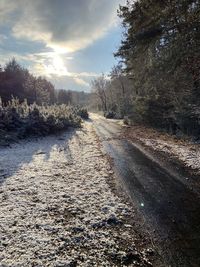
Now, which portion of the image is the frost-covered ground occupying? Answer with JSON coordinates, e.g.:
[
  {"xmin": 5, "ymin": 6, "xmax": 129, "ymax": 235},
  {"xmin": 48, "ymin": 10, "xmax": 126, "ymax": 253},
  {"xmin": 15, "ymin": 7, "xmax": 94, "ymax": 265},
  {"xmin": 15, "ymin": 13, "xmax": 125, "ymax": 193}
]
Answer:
[
  {"xmin": 0, "ymin": 121, "xmax": 153, "ymax": 267},
  {"xmin": 124, "ymin": 124, "xmax": 200, "ymax": 175},
  {"xmin": 140, "ymin": 138, "xmax": 200, "ymax": 173}
]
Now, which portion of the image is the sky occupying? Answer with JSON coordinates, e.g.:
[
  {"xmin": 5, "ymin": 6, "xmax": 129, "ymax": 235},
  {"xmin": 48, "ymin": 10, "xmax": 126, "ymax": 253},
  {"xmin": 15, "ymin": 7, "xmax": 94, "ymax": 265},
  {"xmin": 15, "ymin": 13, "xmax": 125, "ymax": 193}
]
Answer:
[{"xmin": 0, "ymin": 0, "xmax": 125, "ymax": 92}]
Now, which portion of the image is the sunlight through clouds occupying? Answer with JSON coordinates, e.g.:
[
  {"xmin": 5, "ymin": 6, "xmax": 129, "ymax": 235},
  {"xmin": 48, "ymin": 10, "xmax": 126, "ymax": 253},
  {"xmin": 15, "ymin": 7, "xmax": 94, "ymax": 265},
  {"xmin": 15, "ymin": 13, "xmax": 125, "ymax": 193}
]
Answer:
[
  {"xmin": 43, "ymin": 54, "xmax": 69, "ymax": 77},
  {"xmin": 0, "ymin": 0, "xmax": 125, "ymax": 90}
]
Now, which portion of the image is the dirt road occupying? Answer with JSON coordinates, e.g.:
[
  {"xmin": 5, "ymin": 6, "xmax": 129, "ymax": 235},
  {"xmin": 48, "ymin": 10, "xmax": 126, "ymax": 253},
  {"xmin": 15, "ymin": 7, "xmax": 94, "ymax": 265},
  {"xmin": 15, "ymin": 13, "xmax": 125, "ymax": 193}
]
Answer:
[
  {"xmin": 1, "ymin": 114, "xmax": 200, "ymax": 267},
  {"xmin": 0, "ymin": 120, "xmax": 153, "ymax": 267},
  {"xmin": 91, "ymin": 114, "xmax": 200, "ymax": 267}
]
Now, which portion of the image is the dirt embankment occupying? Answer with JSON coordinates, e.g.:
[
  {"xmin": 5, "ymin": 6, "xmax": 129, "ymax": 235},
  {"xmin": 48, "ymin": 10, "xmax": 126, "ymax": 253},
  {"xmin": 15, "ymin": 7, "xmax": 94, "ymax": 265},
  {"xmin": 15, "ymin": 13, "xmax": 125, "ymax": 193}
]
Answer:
[{"xmin": 122, "ymin": 123, "xmax": 200, "ymax": 176}]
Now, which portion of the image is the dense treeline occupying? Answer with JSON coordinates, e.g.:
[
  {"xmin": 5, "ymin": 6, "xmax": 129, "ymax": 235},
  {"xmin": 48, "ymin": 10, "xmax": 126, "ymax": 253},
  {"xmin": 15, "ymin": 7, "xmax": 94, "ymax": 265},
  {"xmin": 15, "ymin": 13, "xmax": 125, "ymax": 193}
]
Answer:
[
  {"xmin": 0, "ymin": 59, "xmax": 89, "ymax": 106},
  {"xmin": 92, "ymin": 0, "xmax": 200, "ymax": 137}
]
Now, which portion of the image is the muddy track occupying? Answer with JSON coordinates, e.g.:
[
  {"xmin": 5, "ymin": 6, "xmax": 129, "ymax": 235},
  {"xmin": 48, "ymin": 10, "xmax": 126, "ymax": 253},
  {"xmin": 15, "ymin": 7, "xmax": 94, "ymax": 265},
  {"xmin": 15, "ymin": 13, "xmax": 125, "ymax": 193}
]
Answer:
[{"xmin": 91, "ymin": 114, "xmax": 200, "ymax": 267}]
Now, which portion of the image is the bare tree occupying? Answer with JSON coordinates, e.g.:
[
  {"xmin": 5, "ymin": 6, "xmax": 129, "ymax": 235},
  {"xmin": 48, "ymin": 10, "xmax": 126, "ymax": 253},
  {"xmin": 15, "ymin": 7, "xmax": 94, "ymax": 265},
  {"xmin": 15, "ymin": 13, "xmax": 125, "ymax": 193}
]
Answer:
[{"xmin": 91, "ymin": 74, "xmax": 109, "ymax": 112}]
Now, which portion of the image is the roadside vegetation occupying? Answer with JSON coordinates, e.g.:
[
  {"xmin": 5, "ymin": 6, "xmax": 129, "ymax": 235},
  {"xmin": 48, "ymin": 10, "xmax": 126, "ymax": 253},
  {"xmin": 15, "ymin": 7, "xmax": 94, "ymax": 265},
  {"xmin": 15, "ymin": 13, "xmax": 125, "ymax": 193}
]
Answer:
[
  {"xmin": 0, "ymin": 98, "xmax": 89, "ymax": 146},
  {"xmin": 0, "ymin": 60, "xmax": 89, "ymax": 146},
  {"xmin": 91, "ymin": 0, "xmax": 200, "ymax": 138}
]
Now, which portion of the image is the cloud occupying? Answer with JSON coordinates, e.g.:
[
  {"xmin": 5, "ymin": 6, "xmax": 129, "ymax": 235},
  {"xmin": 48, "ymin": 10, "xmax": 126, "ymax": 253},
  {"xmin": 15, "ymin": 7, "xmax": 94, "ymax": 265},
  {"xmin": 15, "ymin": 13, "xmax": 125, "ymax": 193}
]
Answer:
[
  {"xmin": 0, "ymin": 0, "xmax": 125, "ymax": 91},
  {"xmin": 1, "ymin": 0, "xmax": 121, "ymax": 52},
  {"xmin": 48, "ymin": 74, "xmax": 91, "ymax": 92},
  {"xmin": 24, "ymin": 51, "xmax": 99, "ymax": 80},
  {"xmin": 0, "ymin": 34, "xmax": 7, "ymax": 44},
  {"xmin": 0, "ymin": 1, "xmax": 17, "ymax": 23},
  {"xmin": 76, "ymin": 72, "xmax": 99, "ymax": 78},
  {"xmin": 73, "ymin": 77, "xmax": 90, "ymax": 87}
]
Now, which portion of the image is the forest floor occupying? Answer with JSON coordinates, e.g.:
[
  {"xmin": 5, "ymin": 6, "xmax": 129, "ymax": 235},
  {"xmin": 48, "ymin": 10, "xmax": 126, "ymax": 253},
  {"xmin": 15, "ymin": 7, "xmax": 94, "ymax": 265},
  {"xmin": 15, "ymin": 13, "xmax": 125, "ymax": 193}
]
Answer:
[{"xmin": 0, "ymin": 120, "xmax": 155, "ymax": 267}]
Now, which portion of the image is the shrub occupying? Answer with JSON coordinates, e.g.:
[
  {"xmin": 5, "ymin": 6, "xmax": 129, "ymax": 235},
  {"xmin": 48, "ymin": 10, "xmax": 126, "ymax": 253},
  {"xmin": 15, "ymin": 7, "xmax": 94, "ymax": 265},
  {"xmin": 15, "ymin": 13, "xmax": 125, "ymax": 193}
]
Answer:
[
  {"xmin": 0, "ymin": 97, "xmax": 83, "ymax": 145},
  {"xmin": 104, "ymin": 111, "xmax": 123, "ymax": 119},
  {"xmin": 104, "ymin": 111, "xmax": 116, "ymax": 119},
  {"xmin": 75, "ymin": 107, "xmax": 89, "ymax": 120}
]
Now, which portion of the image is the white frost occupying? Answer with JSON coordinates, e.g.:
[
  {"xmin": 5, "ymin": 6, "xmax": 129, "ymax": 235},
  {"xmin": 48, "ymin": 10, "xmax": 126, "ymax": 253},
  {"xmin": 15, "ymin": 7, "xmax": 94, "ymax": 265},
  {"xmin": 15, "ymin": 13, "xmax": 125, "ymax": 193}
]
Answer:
[
  {"xmin": 140, "ymin": 138, "xmax": 200, "ymax": 173},
  {"xmin": 0, "ymin": 121, "xmax": 149, "ymax": 266}
]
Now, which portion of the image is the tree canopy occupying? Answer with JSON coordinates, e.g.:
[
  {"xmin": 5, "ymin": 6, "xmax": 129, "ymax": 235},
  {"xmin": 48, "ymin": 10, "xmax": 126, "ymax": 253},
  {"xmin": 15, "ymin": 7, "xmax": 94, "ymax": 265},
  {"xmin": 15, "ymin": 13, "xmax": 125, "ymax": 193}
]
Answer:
[{"xmin": 92, "ymin": 0, "xmax": 200, "ymax": 136}]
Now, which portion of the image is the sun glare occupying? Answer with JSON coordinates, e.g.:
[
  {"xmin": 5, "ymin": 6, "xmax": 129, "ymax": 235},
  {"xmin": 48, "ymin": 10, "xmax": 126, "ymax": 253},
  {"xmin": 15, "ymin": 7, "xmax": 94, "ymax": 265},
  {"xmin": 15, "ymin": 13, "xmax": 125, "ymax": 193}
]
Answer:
[{"xmin": 44, "ymin": 53, "xmax": 69, "ymax": 77}]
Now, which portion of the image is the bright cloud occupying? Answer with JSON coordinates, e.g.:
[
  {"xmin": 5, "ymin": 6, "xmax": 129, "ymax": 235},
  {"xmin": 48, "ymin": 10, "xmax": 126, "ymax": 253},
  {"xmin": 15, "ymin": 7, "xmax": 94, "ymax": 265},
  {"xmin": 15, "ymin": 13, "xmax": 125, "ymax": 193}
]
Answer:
[
  {"xmin": 1, "ymin": 0, "xmax": 121, "ymax": 52},
  {"xmin": 74, "ymin": 77, "xmax": 90, "ymax": 87},
  {"xmin": 0, "ymin": 0, "xmax": 125, "ymax": 91}
]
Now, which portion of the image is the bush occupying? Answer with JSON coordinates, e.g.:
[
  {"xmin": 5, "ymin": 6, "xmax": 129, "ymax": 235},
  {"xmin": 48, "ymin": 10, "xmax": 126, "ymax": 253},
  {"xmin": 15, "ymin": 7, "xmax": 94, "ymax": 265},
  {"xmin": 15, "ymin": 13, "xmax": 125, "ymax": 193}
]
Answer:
[
  {"xmin": 104, "ymin": 110, "xmax": 124, "ymax": 119},
  {"xmin": 123, "ymin": 116, "xmax": 130, "ymax": 125},
  {"xmin": 104, "ymin": 111, "xmax": 116, "ymax": 119},
  {"xmin": 0, "ymin": 98, "xmax": 83, "ymax": 144},
  {"xmin": 76, "ymin": 107, "xmax": 89, "ymax": 119}
]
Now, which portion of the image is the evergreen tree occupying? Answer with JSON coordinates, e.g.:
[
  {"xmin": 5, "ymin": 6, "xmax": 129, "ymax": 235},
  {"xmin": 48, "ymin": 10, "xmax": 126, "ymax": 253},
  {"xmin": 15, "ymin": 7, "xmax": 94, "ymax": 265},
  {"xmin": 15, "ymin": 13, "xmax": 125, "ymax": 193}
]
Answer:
[{"xmin": 115, "ymin": 0, "xmax": 200, "ymax": 135}]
